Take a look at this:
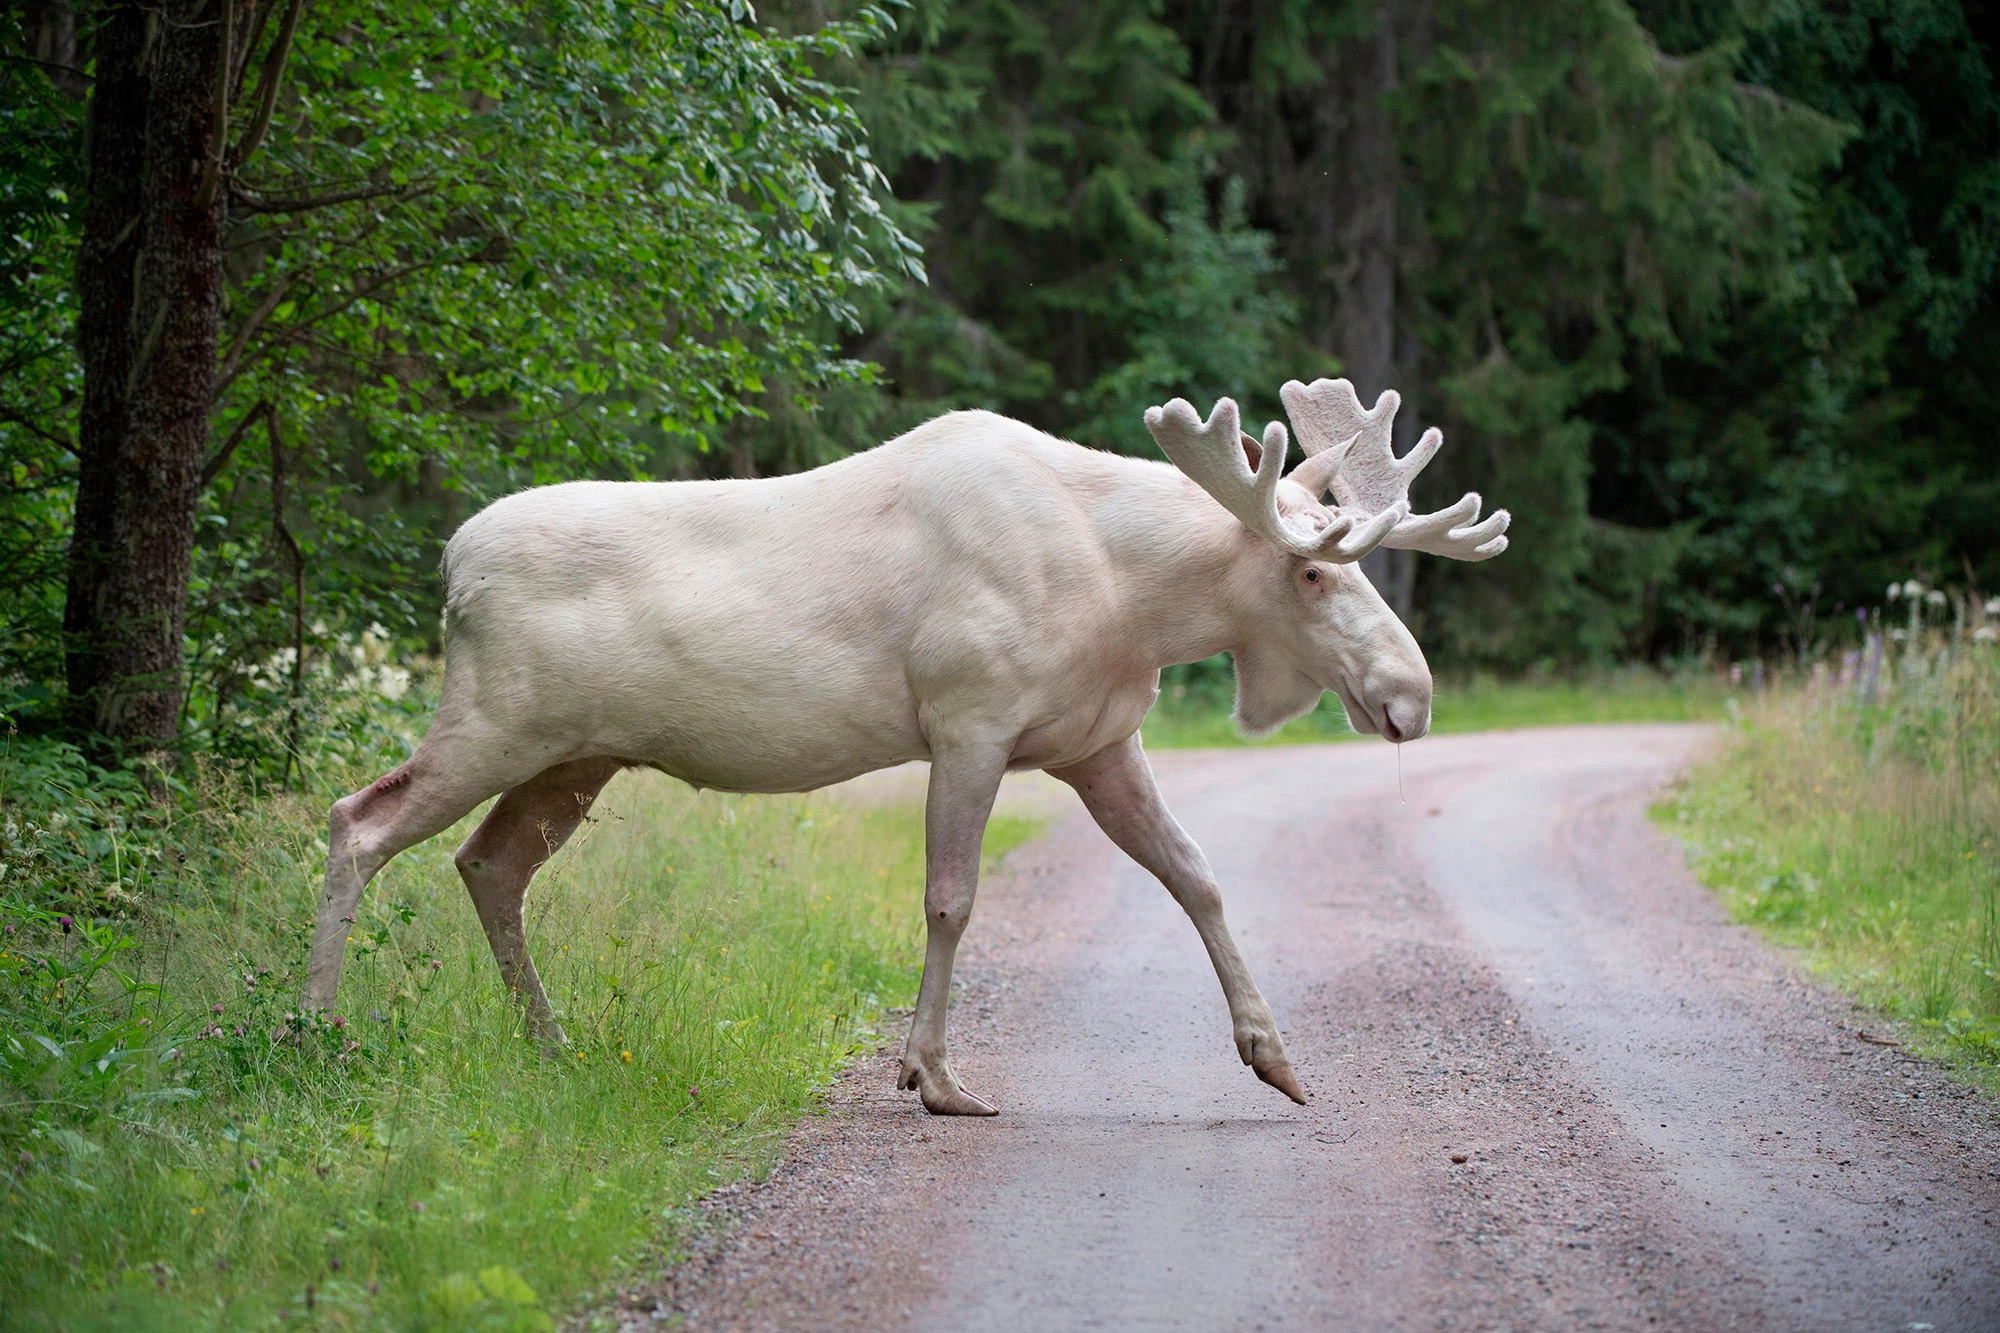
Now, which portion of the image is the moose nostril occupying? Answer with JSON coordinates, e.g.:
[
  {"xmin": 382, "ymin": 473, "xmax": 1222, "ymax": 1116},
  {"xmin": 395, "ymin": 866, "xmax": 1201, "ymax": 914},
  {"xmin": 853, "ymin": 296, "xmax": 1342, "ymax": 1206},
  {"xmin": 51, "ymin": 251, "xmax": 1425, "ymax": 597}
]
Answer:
[{"xmin": 1382, "ymin": 712, "xmax": 1406, "ymax": 743}]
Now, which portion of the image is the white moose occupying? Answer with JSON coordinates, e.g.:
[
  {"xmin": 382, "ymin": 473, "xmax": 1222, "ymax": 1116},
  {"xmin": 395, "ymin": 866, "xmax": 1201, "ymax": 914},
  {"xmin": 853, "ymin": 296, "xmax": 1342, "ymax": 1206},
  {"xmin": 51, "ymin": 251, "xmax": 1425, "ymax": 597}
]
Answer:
[{"xmin": 305, "ymin": 378, "xmax": 1508, "ymax": 1115}]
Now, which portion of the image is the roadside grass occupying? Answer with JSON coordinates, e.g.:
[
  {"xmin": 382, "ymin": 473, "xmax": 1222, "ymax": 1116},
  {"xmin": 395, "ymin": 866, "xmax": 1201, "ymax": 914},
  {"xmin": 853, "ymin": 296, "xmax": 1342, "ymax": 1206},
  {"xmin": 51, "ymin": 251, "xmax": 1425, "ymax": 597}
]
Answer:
[
  {"xmin": 1142, "ymin": 662, "xmax": 1728, "ymax": 748},
  {"xmin": 1, "ymin": 741, "xmax": 1035, "ymax": 1331},
  {"xmin": 1657, "ymin": 646, "xmax": 2000, "ymax": 1086}
]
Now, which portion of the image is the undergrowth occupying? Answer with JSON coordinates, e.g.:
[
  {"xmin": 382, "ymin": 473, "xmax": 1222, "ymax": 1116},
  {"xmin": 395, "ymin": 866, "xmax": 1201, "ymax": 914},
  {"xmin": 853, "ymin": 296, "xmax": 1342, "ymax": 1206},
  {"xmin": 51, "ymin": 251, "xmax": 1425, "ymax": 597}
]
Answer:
[
  {"xmin": 1659, "ymin": 610, "xmax": 2000, "ymax": 1085},
  {"xmin": 1, "ymin": 721, "xmax": 1034, "ymax": 1330}
]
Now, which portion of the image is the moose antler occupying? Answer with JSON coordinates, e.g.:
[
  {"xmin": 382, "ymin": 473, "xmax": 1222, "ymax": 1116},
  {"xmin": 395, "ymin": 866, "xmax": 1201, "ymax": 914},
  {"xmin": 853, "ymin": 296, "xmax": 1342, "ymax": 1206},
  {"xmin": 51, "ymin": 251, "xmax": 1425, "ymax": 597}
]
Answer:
[
  {"xmin": 1144, "ymin": 397, "xmax": 1408, "ymax": 563},
  {"xmin": 1278, "ymin": 378, "xmax": 1509, "ymax": 562}
]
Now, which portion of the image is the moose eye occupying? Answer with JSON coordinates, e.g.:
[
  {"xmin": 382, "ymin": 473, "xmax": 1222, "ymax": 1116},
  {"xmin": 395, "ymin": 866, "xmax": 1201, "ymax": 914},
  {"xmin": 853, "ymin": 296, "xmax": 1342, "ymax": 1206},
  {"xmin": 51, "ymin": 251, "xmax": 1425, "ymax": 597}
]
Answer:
[{"xmin": 1304, "ymin": 568, "xmax": 1320, "ymax": 583}]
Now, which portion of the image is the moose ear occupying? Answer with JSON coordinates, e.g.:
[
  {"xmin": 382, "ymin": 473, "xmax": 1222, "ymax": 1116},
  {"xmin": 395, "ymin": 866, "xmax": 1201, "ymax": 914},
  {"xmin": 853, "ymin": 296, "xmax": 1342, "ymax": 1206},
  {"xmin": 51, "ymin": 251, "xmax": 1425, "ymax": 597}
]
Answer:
[{"xmin": 1238, "ymin": 432, "xmax": 1262, "ymax": 471}]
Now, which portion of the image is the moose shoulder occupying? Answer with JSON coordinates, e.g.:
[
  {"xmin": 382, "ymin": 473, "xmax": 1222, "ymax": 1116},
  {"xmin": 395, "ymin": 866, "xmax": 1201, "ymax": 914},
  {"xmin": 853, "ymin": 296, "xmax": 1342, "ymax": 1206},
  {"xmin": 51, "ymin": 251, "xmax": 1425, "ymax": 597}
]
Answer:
[{"xmin": 306, "ymin": 381, "xmax": 1509, "ymax": 1116}]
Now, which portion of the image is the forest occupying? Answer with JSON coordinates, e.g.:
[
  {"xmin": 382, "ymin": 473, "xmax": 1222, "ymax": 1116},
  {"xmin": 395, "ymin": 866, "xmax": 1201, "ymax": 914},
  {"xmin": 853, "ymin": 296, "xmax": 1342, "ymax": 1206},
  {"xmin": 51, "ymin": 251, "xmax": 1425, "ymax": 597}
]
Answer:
[{"xmin": 3, "ymin": 0, "xmax": 1996, "ymax": 766}]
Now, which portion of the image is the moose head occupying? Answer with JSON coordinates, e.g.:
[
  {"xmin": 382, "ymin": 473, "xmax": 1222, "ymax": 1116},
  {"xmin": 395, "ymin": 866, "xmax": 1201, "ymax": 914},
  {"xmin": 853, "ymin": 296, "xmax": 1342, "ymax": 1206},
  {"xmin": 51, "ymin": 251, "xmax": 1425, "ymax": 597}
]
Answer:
[{"xmin": 1144, "ymin": 378, "xmax": 1510, "ymax": 744}]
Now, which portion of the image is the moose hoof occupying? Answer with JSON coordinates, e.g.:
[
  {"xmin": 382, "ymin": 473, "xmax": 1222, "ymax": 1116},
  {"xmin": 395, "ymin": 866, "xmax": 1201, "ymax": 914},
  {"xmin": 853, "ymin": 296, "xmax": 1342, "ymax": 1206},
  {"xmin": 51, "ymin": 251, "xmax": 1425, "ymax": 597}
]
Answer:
[
  {"xmin": 526, "ymin": 1019, "xmax": 570, "ymax": 1058},
  {"xmin": 1254, "ymin": 1060, "xmax": 1308, "ymax": 1105},
  {"xmin": 898, "ymin": 1060, "xmax": 998, "ymax": 1116},
  {"xmin": 922, "ymin": 1084, "xmax": 999, "ymax": 1117}
]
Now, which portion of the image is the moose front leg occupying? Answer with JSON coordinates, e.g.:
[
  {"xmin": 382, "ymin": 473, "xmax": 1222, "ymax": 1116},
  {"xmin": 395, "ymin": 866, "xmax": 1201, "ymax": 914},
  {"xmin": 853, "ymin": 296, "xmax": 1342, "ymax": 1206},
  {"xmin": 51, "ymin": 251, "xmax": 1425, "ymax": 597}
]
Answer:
[
  {"xmin": 898, "ymin": 741, "xmax": 1009, "ymax": 1116},
  {"xmin": 1051, "ymin": 733, "xmax": 1306, "ymax": 1105}
]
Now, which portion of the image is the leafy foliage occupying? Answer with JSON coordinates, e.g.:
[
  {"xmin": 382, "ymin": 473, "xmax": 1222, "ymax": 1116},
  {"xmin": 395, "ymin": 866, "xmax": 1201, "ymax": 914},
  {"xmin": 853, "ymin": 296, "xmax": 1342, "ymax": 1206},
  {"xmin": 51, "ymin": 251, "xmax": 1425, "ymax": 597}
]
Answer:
[
  {"xmin": 0, "ymin": 5, "xmax": 84, "ymax": 707},
  {"xmin": 2, "ymin": 0, "xmax": 917, "ymax": 762},
  {"xmin": 2, "ymin": 0, "xmax": 1997, "ymax": 747}
]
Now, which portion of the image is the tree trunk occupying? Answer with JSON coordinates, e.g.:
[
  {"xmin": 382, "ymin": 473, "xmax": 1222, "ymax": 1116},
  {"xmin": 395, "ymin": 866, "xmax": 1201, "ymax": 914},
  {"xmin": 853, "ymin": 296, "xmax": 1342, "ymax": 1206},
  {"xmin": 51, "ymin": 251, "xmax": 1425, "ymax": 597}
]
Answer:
[
  {"xmin": 1344, "ymin": 2, "xmax": 1417, "ymax": 619},
  {"xmin": 1191, "ymin": 1, "xmax": 1420, "ymax": 618},
  {"xmin": 64, "ymin": 1, "xmax": 228, "ymax": 744}
]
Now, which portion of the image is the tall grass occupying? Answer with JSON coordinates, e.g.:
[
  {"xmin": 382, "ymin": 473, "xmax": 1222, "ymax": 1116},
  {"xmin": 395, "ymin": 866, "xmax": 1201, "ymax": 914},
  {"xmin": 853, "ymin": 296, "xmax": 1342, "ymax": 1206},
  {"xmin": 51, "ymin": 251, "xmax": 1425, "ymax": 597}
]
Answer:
[
  {"xmin": 1660, "ymin": 600, "xmax": 2000, "ymax": 1080},
  {"xmin": 1141, "ymin": 661, "xmax": 1728, "ymax": 748},
  {"xmin": 1, "ymin": 735, "xmax": 1033, "ymax": 1330}
]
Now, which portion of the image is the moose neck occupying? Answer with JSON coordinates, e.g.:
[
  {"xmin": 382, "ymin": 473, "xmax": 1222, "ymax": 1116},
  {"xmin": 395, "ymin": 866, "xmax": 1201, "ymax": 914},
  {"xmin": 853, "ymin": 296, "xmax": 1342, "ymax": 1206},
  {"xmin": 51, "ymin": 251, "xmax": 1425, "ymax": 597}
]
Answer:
[{"xmin": 1093, "ymin": 462, "xmax": 1276, "ymax": 674}]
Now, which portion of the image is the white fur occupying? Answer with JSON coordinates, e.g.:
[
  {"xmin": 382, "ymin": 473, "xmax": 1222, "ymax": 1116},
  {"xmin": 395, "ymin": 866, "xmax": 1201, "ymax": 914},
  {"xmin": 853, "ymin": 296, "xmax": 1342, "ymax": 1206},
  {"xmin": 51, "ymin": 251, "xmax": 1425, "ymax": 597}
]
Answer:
[{"xmin": 305, "ymin": 406, "xmax": 1458, "ymax": 1115}]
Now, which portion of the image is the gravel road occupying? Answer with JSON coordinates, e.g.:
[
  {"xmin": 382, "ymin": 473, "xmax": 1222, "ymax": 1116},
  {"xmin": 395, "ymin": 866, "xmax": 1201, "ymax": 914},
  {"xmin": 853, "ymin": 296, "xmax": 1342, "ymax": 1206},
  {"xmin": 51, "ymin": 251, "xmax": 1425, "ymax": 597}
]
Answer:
[{"xmin": 608, "ymin": 724, "xmax": 2000, "ymax": 1332}]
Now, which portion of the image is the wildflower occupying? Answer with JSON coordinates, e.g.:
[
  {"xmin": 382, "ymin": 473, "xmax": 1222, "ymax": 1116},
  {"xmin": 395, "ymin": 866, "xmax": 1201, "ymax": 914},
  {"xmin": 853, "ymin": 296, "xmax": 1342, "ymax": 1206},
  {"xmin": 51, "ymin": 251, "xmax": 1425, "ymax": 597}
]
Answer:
[
  {"xmin": 330, "ymin": 1014, "xmax": 346, "ymax": 1030},
  {"xmin": 621, "ymin": 1049, "xmax": 632, "ymax": 1062},
  {"xmin": 1926, "ymin": 589, "xmax": 1947, "ymax": 607},
  {"xmin": 1985, "ymin": 596, "xmax": 2000, "ymax": 617},
  {"xmin": 429, "ymin": 958, "xmax": 443, "ymax": 970},
  {"xmin": 57, "ymin": 916, "xmax": 72, "ymax": 933},
  {"xmin": 212, "ymin": 1003, "xmax": 224, "ymax": 1014},
  {"xmin": 1974, "ymin": 626, "xmax": 1998, "ymax": 645},
  {"xmin": 411, "ymin": 1200, "xmax": 425, "ymax": 1213},
  {"xmin": 1903, "ymin": 579, "xmax": 1925, "ymax": 599}
]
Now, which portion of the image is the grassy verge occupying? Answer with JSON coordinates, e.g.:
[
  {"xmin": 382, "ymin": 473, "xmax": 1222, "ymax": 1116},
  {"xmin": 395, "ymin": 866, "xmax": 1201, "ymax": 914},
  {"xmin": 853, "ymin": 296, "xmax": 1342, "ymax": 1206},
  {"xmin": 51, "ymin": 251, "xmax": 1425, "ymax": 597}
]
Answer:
[
  {"xmin": 2, "ymin": 746, "xmax": 1034, "ymax": 1330},
  {"xmin": 1656, "ymin": 650, "xmax": 2000, "ymax": 1085},
  {"xmin": 1141, "ymin": 663, "xmax": 1729, "ymax": 748}
]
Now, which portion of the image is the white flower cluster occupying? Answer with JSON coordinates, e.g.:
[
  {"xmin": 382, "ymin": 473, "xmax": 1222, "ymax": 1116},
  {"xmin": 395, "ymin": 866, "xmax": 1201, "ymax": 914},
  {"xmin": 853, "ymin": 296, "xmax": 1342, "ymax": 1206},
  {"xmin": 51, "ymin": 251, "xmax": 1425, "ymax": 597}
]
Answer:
[
  {"xmin": 1884, "ymin": 579, "xmax": 1947, "ymax": 605},
  {"xmin": 1881, "ymin": 581, "xmax": 1998, "ymax": 648},
  {"xmin": 238, "ymin": 623, "xmax": 412, "ymax": 701}
]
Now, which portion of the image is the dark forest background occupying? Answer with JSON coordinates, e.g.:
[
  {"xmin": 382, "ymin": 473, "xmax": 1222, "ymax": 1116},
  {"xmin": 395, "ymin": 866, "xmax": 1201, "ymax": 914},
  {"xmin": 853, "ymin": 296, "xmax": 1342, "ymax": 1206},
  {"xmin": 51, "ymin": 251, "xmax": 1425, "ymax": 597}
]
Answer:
[{"xmin": 3, "ymin": 0, "xmax": 1996, "ymax": 760}]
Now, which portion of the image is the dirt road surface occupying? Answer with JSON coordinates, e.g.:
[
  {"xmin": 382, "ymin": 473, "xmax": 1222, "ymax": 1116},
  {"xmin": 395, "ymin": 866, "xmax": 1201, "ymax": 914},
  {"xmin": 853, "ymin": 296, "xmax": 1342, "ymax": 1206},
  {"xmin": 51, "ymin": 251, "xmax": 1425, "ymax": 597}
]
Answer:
[{"xmin": 609, "ymin": 724, "xmax": 2000, "ymax": 1332}]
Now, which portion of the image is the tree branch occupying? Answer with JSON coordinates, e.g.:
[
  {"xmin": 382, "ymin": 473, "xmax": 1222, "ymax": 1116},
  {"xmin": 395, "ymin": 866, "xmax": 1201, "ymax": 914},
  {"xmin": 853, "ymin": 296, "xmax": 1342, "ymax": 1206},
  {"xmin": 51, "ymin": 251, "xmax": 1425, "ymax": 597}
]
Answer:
[
  {"xmin": 228, "ymin": 179, "xmax": 433, "ymax": 215},
  {"xmin": 0, "ymin": 407, "xmax": 77, "ymax": 456},
  {"xmin": 232, "ymin": 0, "xmax": 273, "ymax": 102},
  {"xmin": 210, "ymin": 257, "xmax": 439, "ymax": 400},
  {"xmin": 273, "ymin": 259, "xmax": 444, "ymax": 338},
  {"xmin": 215, "ymin": 275, "xmax": 292, "ymax": 391},
  {"xmin": 230, "ymin": 0, "xmax": 305, "ymax": 173},
  {"xmin": 199, "ymin": 399, "xmax": 272, "ymax": 488},
  {"xmin": 266, "ymin": 401, "xmax": 307, "ymax": 789},
  {"xmin": 195, "ymin": 0, "xmax": 236, "ymax": 213},
  {"xmin": 0, "ymin": 53, "xmax": 93, "ymax": 84}
]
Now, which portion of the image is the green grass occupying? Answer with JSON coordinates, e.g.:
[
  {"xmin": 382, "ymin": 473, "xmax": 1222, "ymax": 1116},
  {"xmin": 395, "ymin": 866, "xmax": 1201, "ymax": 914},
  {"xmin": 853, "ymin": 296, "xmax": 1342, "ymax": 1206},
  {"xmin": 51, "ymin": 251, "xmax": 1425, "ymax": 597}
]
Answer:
[
  {"xmin": 1, "ymin": 754, "xmax": 1036, "ymax": 1331},
  {"xmin": 1141, "ymin": 665, "xmax": 1729, "ymax": 748},
  {"xmin": 1657, "ymin": 651, "xmax": 2000, "ymax": 1084}
]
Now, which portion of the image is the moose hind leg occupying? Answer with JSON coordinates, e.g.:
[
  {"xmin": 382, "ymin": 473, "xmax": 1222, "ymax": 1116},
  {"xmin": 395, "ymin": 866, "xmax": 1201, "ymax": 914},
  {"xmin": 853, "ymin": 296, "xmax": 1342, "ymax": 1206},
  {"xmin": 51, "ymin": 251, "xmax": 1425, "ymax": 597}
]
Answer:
[
  {"xmin": 453, "ymin": 757, "xmax": 623, "ymax": 1046},
  {"xmin": 308, "ymin": 736, "xmax": 526, "ymax": 1011}
]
